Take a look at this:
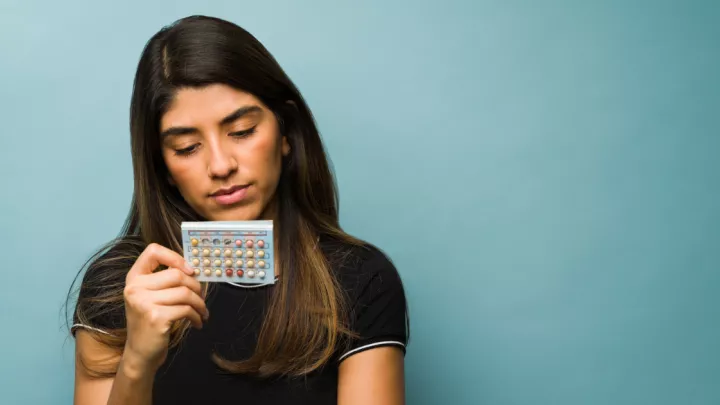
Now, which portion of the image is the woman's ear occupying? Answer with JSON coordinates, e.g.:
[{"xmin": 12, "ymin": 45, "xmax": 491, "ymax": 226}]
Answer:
[{"xmin": 281, "ymin": 136, "xmax": 291, "ymax": 156}]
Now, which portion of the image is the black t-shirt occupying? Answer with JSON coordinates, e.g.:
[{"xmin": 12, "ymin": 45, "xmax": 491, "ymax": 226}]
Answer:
[{"xmin": 72, "ymin": 238, "xmax": 408, "ymax": 404}]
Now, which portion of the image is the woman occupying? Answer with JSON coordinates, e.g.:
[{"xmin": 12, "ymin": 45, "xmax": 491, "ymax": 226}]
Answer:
[{"xmin": 68, "ymin": 15, "xmax": 409, "ymax": 405}]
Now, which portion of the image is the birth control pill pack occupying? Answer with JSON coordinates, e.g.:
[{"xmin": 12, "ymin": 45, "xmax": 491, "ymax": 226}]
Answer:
[{"xmin": 181, "ymin": 220, "xmax": 275, "ymax": 284}]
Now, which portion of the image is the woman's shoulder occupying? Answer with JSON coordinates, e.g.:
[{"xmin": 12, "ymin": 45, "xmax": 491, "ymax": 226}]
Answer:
[
  {"xmin": 321, "ymin": 236, "xmax": 403, "ymax": 288},
  {"xmin": 70, "ymin": 235, "xmax": 146, "ymax": 336},
  {"xmin": 320, "ymin": 235, "xmax": 410, "ymax": 361}
]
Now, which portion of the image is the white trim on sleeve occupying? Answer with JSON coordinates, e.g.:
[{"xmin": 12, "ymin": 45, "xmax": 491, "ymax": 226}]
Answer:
[
  {"xmin": 338, "ymin": 340, "xmax": 406, "ymax": 362},
  {"xmin": 71, "ymin": 323, "xmax": 113, "ymax": 336}
]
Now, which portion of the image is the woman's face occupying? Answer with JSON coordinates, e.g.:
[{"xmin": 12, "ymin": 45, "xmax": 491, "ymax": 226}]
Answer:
[{"xmin": 159, "ymin": 84, "xmax": 290, "ymax": 221}]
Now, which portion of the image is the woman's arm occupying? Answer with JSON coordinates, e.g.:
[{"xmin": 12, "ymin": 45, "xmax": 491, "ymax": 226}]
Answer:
[
  {"xmin": 337, "ymin": 346, "xmax": 405, "ymax": 405},
  {"xmin": 74, "ymin": 331, "xmax": 155, "ymax": 405}
]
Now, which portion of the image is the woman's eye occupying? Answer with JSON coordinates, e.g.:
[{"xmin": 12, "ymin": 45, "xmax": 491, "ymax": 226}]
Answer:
[
  {"xmin": 230, "ymin": 126, "xmax": 256, "ymax": 138},
  {"xmin": 175, "ymin": 145, "xmax": 198, "ymax": 156}
]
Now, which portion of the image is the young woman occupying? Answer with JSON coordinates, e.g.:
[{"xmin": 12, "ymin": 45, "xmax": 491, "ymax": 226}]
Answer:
[{"xmin": 68, "ymin": 15, "xmax": 409, "ymax": 405}]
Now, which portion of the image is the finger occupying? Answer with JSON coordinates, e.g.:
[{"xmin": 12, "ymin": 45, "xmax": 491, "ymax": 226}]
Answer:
[
  {"xmin": 161, "ymin": 305, "xmax": 204, "ymax": 330},
  {"xmin": 128, "ymin": 243, "xmax": 193, "ymax": 279},
  {"xmin": 140, "ymin": 268, "xmax": 203, "ymax": 296},
  {"xmin": 153, "ymin": 286, "xmax": 209, "ymax": 320}
]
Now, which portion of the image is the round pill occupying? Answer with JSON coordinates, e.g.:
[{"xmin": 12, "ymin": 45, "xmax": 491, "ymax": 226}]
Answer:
[
  {"xmin": 247, "ymin": 260, "xmax": 255, "ymax": 268},
  {"xmin": 235, "ymin": 250, "xmax": 243, "ymax": 257},
  {"xmin": 257, "ymin": 260, "xmax": 265, "ymax": 268},
  {"xmin": 192, "ymin": 248, "xmax": 199, "ymax": 256},
  {"xmin": 215, "ymin": 269, "xmax": 222, "ymax": 276},
  {"xmin": 257, "ymin": 240, "xmax": 265, "ymax": 248},
  {"xmin": 192, "ymin": 258, "xmax": 200, "ymax": 266},
  {"xmin": 236, "ymin": 269, "xmax": 244, "ymax": 277},
  {"xmin": 213, "ymin": 249, "xmax": 221, "ymax": 256},
  {"xmin": 225, "ymin": 268, "xmax": 233, "ymax": 276},
  {"xmin": 225, "ymin": 259, "xmax": 233, "ymax": 267},
  {"xmin": 257, "ymin": 250, "xmax": 265, "ymax": 258},
  {"xmin": 246, "ymin": 240, "xmax": 253, "ymax": 248},
  {"xmin": 203, "ymin": 259, "xmax": 210, "ymax": 266},
  {"xmin": 224, "ymin": 249, "xmax": 232, "ymax": 257},
  {"xmin": 258, "ymin": 271, "xmax": 266, "ymax": 279},
  {"xmin": 247, "ymin": 270, "xmax": 256, "ymax": 278},
  {"xmin": 235, "ymin": 239, "xmax": 243, "ymax": 247},
  {"xmin": 235, "ymin": 260, "xmax": 243, "ymax": 267},
  {"xmin": 193, "ymin": 268, "xmax": 200, "ymax": 276},
  {"xmin": 202, "ymin": 249, "xmax": 210, "ymax": 257},
  {"xmin": 191, "ymin": 238, "xmax": 199, "ymax": 246},
  {"xmin": 214, "ymin": 259, "xmax": 221, "ymax": 267},
  {"xmin": 204, "ymin": 268, "xmax": 211, "ymax": 276},
  {"xmin": 246, "ymin": 250, "xmax": 254, "ymax": 258}
]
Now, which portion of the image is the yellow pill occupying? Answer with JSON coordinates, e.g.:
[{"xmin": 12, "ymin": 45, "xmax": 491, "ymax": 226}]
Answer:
[{"xmin": 191, "ymin": 238, "xmax": 198, "ymax": 246}]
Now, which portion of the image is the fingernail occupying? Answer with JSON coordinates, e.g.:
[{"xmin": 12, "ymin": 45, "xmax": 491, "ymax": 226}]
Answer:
[{"xmin": 204, "ymin": 309, "xmax": 210, "ymax": 320}]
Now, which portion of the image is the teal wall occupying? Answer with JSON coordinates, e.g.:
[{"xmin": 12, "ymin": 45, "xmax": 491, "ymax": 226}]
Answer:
[{"xmin": 1, "ymin": 1, "xmax": 718, "ymax": 404}]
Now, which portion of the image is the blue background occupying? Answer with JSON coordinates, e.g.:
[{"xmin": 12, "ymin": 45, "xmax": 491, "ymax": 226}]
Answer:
[{"xmin": 1, "ymin": 1, "xmax": 718, "ymax": 404}]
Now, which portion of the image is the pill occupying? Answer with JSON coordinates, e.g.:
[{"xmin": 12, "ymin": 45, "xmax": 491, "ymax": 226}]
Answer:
[
  {"xmin": 257, "ymin": 240, "xmax": 265, "ymax": 248},
  {"xmin": 235, "ymin": 239, "xmax": 243, "ymax": 247},
  {"xmin": 258, "ymin": 260, "xmax": 265, "ymax": 268},
  {"xmin": 225, "ymin": 259, "xmax": 233, "ymax": 267},
  {"xmin": 246, "ymin": 250, "xmax": 254, "ymax": 258},
  {"xmin": 235, "ymin": 250, "xmax": 243, "ymax": 257},
  {"xmin": 225, "ymin": 268, "xmax": 233, "ymax": 276},
  {"xmin": 258, "ymin": 271, "xmax": 266, "ymax": 278},
  {"xmin": 247, "ymin": 270, "xmax": 256, "ymax": 278},
  {"xmin": 257, "ymin": 250, "xmax": 265, "ymax": 258},
  {"xmin": 192, "ymin": 258, "xmax": 200, "ymax": 266},
  {"xmin": 193, "ymin": 268, "xmax": 200, "ymax": 276},
  {"xmin": 213, "ymin": 249, "xmax": 221, "ymax": 256},
  {"xmin": 192, "ymin": 248, "xmax": 199, "ymax": 256},
  {"xmin": 215, "ymin": 269, "xmax": 222, "ymax": 276},
  {"xmin": 224, "ymin": 249, "xmax": 232, "ymax": 257},
  {"xmin": 204, "ymin": 268, "xmax": 211, "ymax": 276},
  {"xmin": 246, "ymin": 240, "xmax": 253, "ymax": 248},
  {"xmin": 191, "ymin": 238, "xmax": 199, "ymax": 246},
  {"xmin": 247, "ymin": 260, "xmax": 255, "ymax": 268},
  {"xmin": 235, "ymin": 260, "xmax": 243, "ymax": 267},
  {"xmin": 236, "ymin": 269, "xmax": 244, "ymax": 277},
  {"xmin": 203, "ymin": 259, "xmax": 210, "ymax": 266}
]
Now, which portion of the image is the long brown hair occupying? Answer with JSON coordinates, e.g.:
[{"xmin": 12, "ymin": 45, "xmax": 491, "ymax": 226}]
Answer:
[{"xmin": 67, "ymin": 15, "xmax": 365, "ymax": 378}]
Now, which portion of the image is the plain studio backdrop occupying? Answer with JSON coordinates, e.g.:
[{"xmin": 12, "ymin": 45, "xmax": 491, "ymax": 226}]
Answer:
[{"xmin": 0, "ymin": 1, "xmax": 718, "ymax": 404}]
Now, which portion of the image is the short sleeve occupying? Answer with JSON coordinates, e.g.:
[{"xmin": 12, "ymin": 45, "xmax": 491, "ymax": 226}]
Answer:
[
  {"xmin": 70, "ymin": 239, "xmax": 137, "ymax": 337},
  {"xmin": 338, "ymin": 246, "xmax": 409, "ymax": 362}
]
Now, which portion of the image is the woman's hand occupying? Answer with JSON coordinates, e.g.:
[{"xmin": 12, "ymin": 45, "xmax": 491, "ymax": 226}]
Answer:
[{"xmin": 122, "ymin": 243, "xmax": 209, "ymax": 376}]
